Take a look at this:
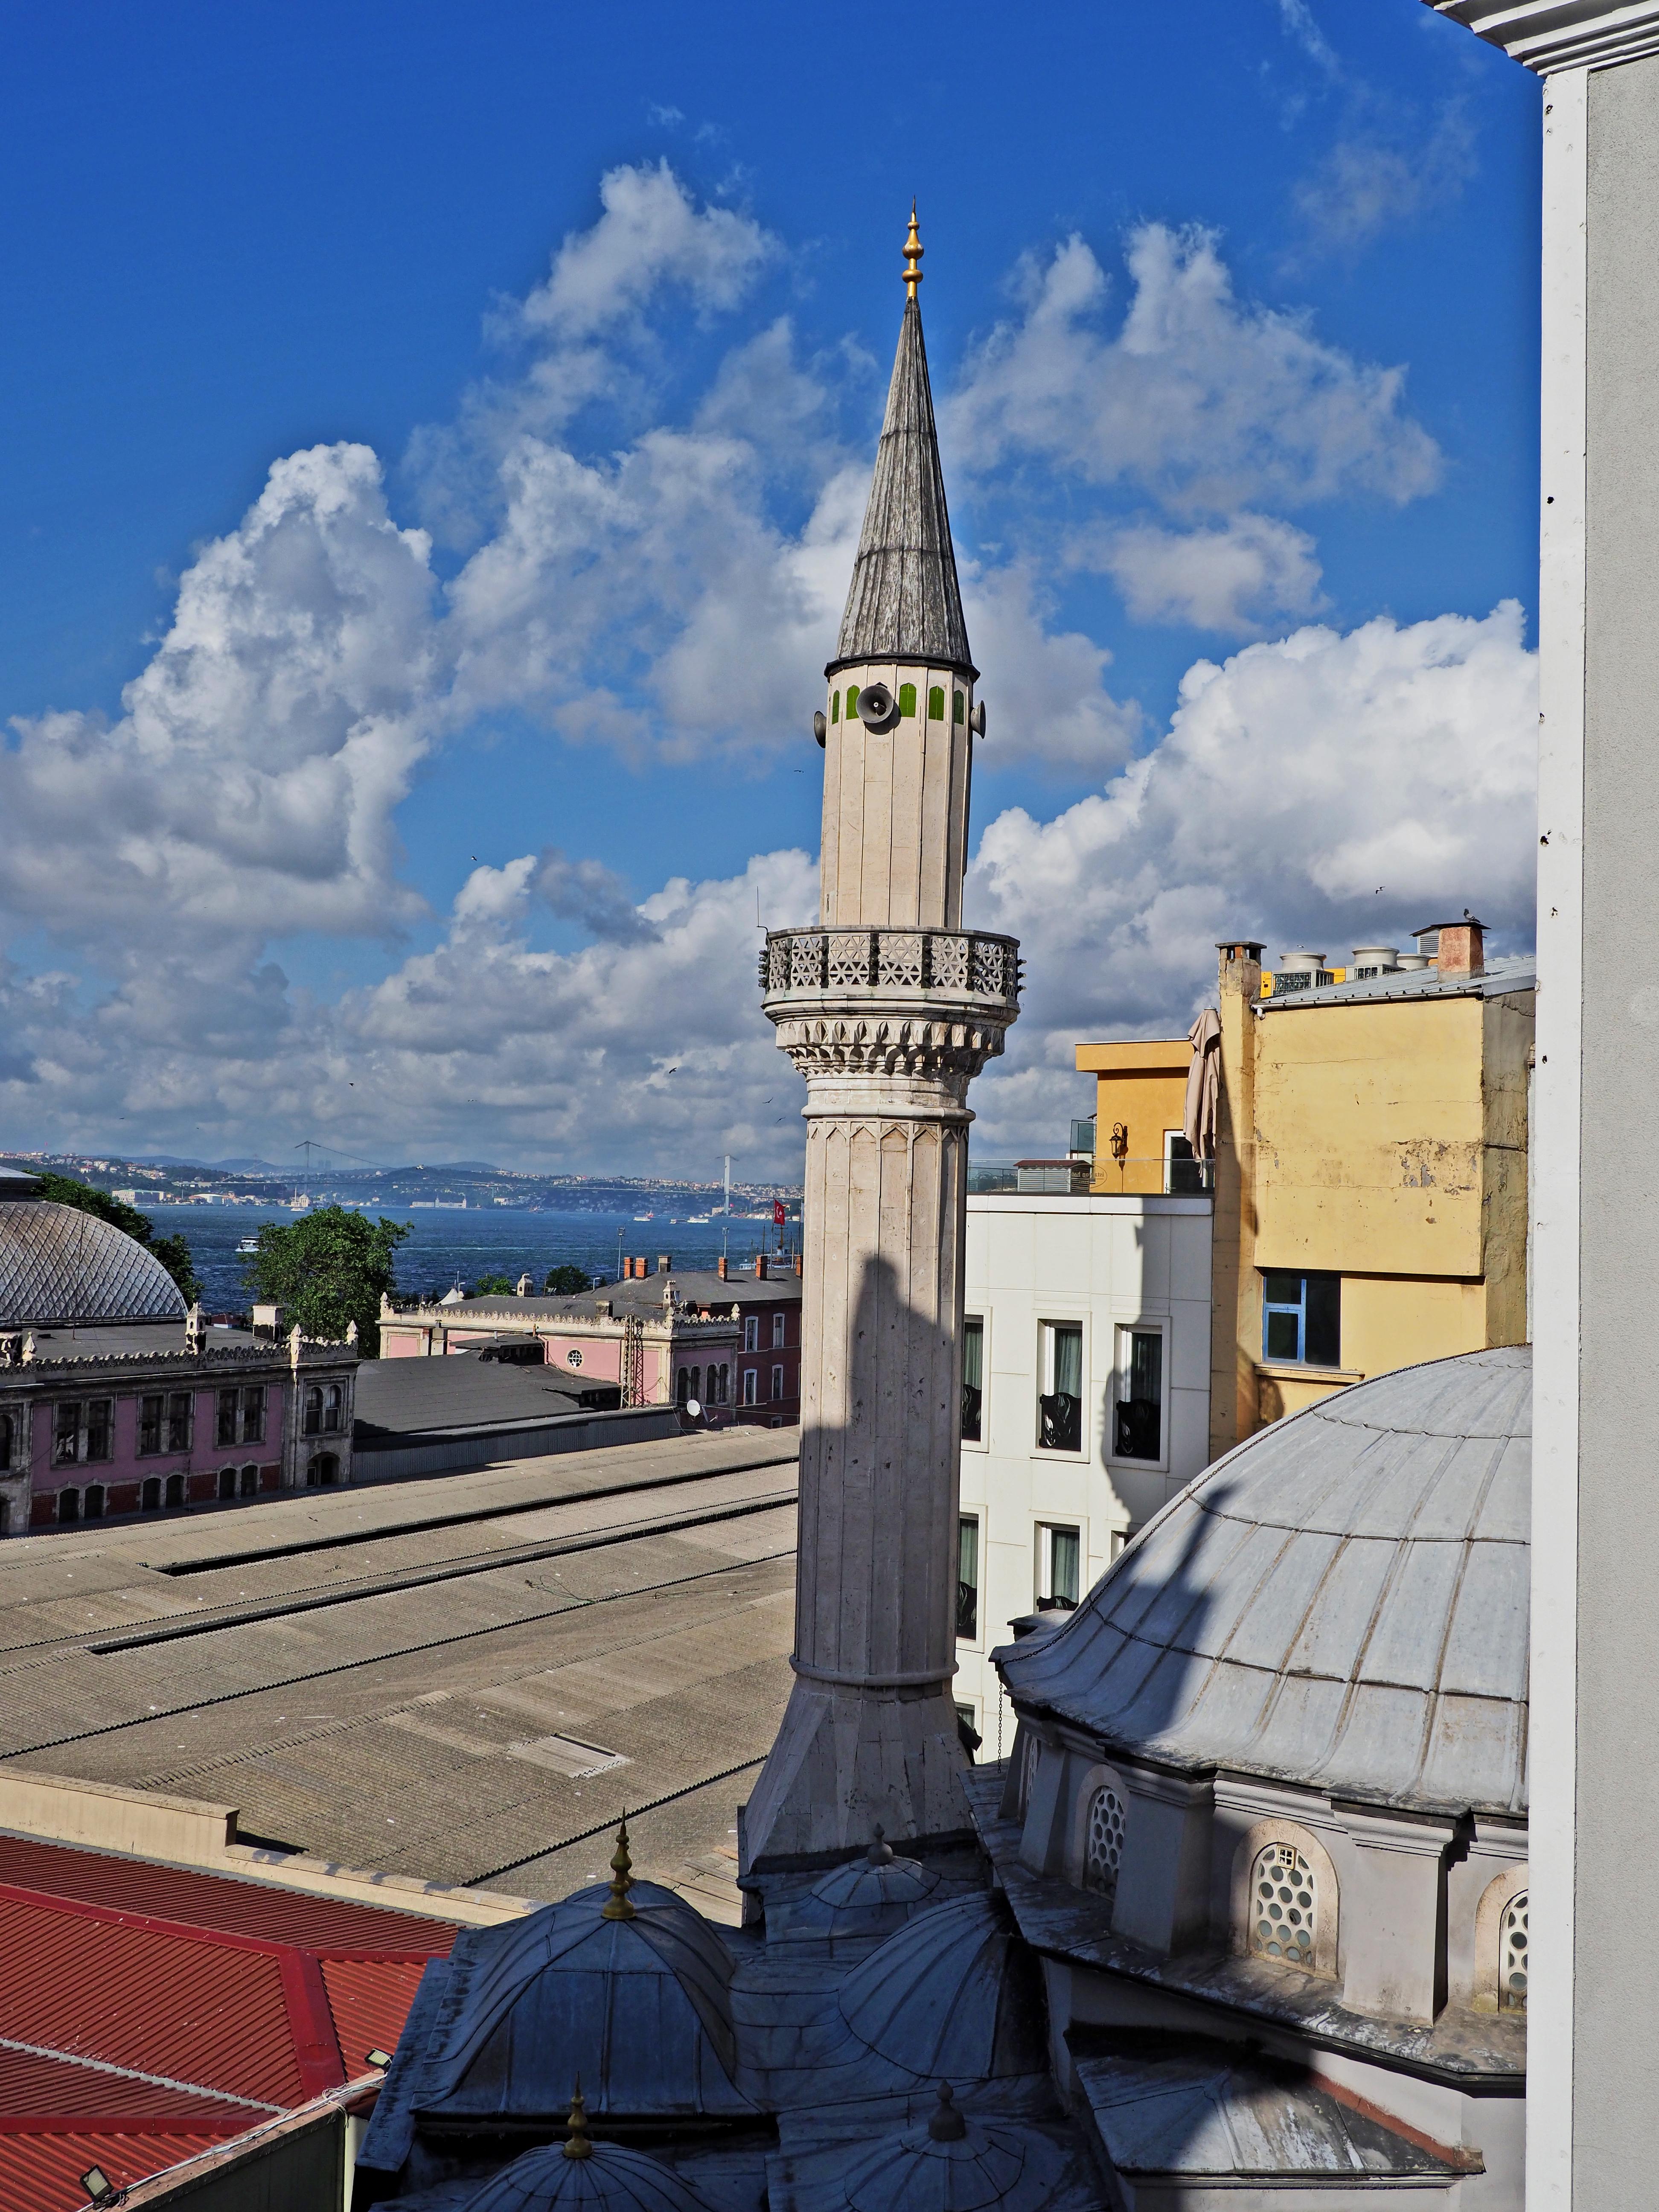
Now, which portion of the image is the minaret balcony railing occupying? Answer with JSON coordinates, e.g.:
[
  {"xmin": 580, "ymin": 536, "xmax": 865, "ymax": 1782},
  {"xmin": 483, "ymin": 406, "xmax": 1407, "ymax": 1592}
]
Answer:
[{"xmin": 760, "ymin": 927, "xmax": 1022, "ymax": 1009}]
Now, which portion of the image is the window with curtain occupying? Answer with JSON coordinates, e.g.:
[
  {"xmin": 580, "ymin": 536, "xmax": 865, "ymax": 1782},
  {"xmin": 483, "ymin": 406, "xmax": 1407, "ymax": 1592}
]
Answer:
[
  {"xmin": 1039, "ymin": 1321, "xmax": 1083, "ymax": 1451},
  {"xmin": 961, "ymin": 1317, "xmax": 984, "ymax": 1442},
  {"xmin": 1114, "ymin": 1329, "xmax": 1163, "ymax": 1461},
  {"xmin": 958, "ymin": 1515, "xmax": 979, "ymax": 1640},
  {"xmin": 1037, "ymin": 1522, "xmax": 1080, "ymax": 1608}
]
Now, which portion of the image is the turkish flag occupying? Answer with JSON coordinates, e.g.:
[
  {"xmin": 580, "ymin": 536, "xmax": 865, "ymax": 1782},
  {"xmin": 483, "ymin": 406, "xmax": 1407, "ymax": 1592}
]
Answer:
[{"xmin": 773, "ymin": 1200, "xmax": 786, "ymax": 1226}]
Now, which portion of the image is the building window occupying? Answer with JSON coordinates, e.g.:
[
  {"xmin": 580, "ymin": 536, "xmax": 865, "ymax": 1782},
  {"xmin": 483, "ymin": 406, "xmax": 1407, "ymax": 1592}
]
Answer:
[
  {"xmin": 139, "ymin": 1396, "xmax": 163, "ymax": 1456},
  {"xmin": 771, "ymin": 1365, "xmax": 784, "ymax": 1401},
  {"xmin": 141, "ymin": 1477, "xmax": 161, "ymax": 1512},
  {"xmin": 1261, "ymin": 1272, "xmax": 1341, "ymax": 1367},
  {"xmin": 1084, "ymin": 1782, "xmax": 1127, "ymax": 1906},
  {"xmin": 1164, "ymin": 1130, "xmax": 1205, "ymax": 1195},
  {"xmin": 831, "ymin": 689, "xmax": 839, "ymax": 723},
  {"xmin": 958, "ymin": 1515, "xmax": 979, "ymax": 1640},
  {"xmin": 845, "ymin": 686, "xmax": 859, "ymax": 719},
  {"xmin": 898, "ymin": 682, "xmax": 917, "ymax": 717},
  {"xmin": 323, "ymin": 1385, "xmax": 343, "ymax": 1434},
  {"xmin": 961, "ymin": 1317, "xmax": 984, "ymax": 1442},
  {"xmin": 166, "ymin": 1393, "xmax": 191, "ymax": 1452},
  {"xmin": 1038, "ymin": 1321, "xmax": 1083, "ymax": 1452},
  {"xmin": 83, "ymin": 1484, "xmax": 105, "ymax": 1520},
  {"xmin": 240, "ymin": 1464, "xmax": 259, "ymax": 1498},
  {"xmin": 52, "ymin": 1403, "xmax": 81, "ymax": 1467},
  {"xmin": 1037, "ymin": 1522, "xmax": 1081, "ymax": 1609},
  {"xmin": 742, "ymin": 1368, "xmax": 758, "ymax": 1406},
  {"xmin": 1252, "ymin": 1840, "xmax": 1317, "ymax": 1970},
  {"xmin": 953, "ymin": 689, "xmax": 965, "ymax": 724},
  {"xmin": 771, "ymin": 1310, "xmax": 786, "ymax": 1348},
  {"xmin": 84, "ymin": 1400, "xmax": 112, "ymax": 1463},
  {"xmin": 1500, "ymin": 1891, "xmax": 1528, "ymax": 2011},
  {"xmin": 744, "ymin": 1315, "xmax": 760, "ymax": 1353},
  {"xmin": 218, "ymin": 1467, "xmax": 238, "ymax": 1502},
  {"xmin": 57, "ymin": 1488, "xmax": 79, "ymax": 1523},
  {"xmin": 164, "ymin": 1473, "xmax": 185, "ymax": 1508},
  {"xmin": 928, "ymin": 685, "xmax": 944, "ymax": 721},
  {"xmin": 1114, "ymin": 1330, "xmax": 1163, "ymax": 1462},
  {"xmin": 676, "ymin": 1367, "xmax": 691, "ymax": 1405},
  {"xmin": 216, "ymin": 1389, "xmax": 237, "ymax": 1448},
  {"xmin": 243, "ymin": 1386, "xmax": 265, "ymax": 1444},
  {"xmin": 0, "ymin": 1411, "xmax": 10, "ymax": 1470},
  {"xmin": 303, "ymin": 1386, "xmax": 323, "ymax": 1438}
]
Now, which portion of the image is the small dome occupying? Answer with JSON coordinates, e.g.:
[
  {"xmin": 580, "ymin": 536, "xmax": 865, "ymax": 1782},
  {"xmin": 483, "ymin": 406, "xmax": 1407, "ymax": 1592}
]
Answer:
[
  {"xmin": 835, "ymin": 1894, "xmax": 1047, "ymax": 2081},
  {"xmin": 412, "ymin": 1879, "xmax": 752, "ymax": 2125},
  {"xmin": 793, "ymin": 1831, "xmax": 941, "ymax": 1938},
  {"xmin": 1000, "ymin": 1348, "xmax": 1531, "ymax": 1817},
  {"xmin": 460, "ymin": 2139, "xmax": 716, "ymax": 2212},
  {"xmin": 841, "ymin": 2089, "xmax": 1066, "ymax": 2212},
  {"xmin": 0, "ymin": 1199, "xmax": 186, "ymax": 1329}
]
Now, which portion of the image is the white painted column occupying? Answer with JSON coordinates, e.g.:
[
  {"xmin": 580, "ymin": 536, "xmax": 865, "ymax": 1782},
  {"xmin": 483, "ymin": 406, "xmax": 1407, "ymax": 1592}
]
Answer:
[{"xmin": 1529, "ymin": 64, "xmax": 1587, "ymax": 2208}]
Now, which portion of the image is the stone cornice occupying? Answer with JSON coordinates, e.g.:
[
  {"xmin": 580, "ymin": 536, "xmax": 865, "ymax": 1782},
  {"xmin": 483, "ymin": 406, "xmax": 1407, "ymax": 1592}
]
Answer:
[
  {"xmin": 769, "ymin": 1011, "xmax": 1012, "ymax": 1089},
  {"xmin": 1430, "ymin": 0, "xmax": 1659, "ymax": 72}
]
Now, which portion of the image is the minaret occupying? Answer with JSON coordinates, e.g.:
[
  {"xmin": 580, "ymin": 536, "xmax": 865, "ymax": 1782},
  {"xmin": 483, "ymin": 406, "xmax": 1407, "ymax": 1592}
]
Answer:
[{"xmin": 743, "ymin": 213, "xmax": 1021, "ymax": 1869}]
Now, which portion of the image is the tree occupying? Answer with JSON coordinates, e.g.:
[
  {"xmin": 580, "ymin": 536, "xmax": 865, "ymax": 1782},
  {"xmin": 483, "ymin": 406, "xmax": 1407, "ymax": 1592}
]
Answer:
[
  {"xmin": 545, "ymin": 1264, "xmax": 592, "ymax": 1294},
  {"xmin": 243, "ymin": 1207, "xmax": 410, "ymax": 1353},
  {"xmin": 31, "ymin": 1172, "xmax": 201, "ymax": 1304},
  {"xmin": 474, "ymin": 1272, "xmax": 516, "ymax": 1296}
]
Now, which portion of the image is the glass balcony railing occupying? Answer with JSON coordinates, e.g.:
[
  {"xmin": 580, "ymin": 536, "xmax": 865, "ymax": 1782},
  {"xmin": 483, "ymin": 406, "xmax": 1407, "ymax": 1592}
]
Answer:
[{"xmin": 968, "ymin": 1155, "xmax": 1214, "ymax": 1196}]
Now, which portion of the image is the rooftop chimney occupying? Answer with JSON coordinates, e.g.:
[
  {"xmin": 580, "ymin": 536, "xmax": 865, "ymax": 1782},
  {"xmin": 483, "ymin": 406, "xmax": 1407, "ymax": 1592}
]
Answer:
[
  {"xmin": 717, "ymin": 1255, "xmax": 729, "ymax": 1281},
  {"xmin": 657, "ymin": 1254, "xmax": 672, "ymax": 1275},
  {"xmin": 1435, "ymin": 917, "xmax": 1485, "ymax": 978},
  {"xmin": 754, "ymin": 1254, "xmax": 767, "ymax": 1280}
]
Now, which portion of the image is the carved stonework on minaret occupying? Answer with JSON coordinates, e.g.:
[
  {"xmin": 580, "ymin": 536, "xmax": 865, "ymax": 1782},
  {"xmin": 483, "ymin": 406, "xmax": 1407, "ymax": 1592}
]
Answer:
[{"xmin": 742, "ymin": 215, "xmax": 1020, "ymax": 1871}]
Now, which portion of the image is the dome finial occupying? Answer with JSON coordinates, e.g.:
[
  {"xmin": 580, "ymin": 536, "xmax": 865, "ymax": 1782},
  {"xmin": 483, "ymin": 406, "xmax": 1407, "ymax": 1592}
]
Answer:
[
  {"xmin": 928, "ymin": 2081, "xmax": 967, "ymax": 2142},
  {"xmin": 902, "ymin": 201, "xmax": 924, "ymax": 297},
  {"xmin": 866, "ymin": 1822, "xmax": 894, "ymax": 1866},
  {"xmin": 562, "ymin": 2077, "xmax": 593, "ymax": 2160},
  {"xmin": 600, "ymin": 1812, "xmax": 636, "ymax": 1920}
]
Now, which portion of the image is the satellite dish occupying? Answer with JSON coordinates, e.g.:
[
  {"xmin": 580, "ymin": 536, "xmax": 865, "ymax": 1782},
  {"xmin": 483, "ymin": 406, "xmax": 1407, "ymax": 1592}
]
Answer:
[
  {"xmin": 686, "ymin": 1399, "xmax": 702, "ymax": 1419},
  {"xmin": 857, "ymin": 681, "xmax": 896, "ymax": 730}
]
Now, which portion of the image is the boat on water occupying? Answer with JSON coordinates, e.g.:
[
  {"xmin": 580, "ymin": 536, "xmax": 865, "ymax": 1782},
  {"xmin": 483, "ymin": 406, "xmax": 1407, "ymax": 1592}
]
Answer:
[
  {"xmin": 236, "ymin": 1234, "xmax": 260, "ymax": 1254},
  {"xmin": 686, "ymin": 1214, "xmax": 710, "ymax": 1224}
]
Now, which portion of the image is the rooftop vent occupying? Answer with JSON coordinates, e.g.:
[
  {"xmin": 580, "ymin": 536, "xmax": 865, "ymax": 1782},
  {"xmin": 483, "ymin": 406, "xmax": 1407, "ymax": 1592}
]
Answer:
[{"xmin": 1349, "ymin": 944, "xmax": 1400, "ymax": 980}]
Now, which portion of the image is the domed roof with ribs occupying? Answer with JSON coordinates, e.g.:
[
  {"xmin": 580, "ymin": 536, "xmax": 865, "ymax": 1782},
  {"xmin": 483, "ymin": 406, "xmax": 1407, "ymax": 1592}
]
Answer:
[
  {"xmin": 0, "ymin": 1199, "xmax": 186, "ymax": 1329},
  {"xmin": 999, "ymin": 1348, "xmax": 1531, "ymax": 1819}
]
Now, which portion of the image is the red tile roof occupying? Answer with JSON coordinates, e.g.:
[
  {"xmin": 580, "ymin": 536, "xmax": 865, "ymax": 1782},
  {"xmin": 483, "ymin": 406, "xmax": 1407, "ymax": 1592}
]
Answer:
[
  {"xmin": 0, "ymin": 1834, "xmax": 459, "ymax": 2210},
  {"xmin": 0, "ymin": 2130, "xmax": 227, "ymax": 2212}
]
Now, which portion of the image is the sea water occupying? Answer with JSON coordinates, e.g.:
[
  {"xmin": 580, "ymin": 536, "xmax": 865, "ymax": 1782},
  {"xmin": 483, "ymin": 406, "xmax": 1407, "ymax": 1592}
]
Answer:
[{"xmin": 157, "ymin": 1206, "xmax": 790, "ymax": 1315}]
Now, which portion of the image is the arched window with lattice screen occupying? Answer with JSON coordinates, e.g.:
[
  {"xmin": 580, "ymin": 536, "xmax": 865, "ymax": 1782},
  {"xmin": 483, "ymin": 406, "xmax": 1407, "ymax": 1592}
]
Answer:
[
  {"xmin": 1499, "ymin": 1891, "xmax": 1528, "ymax": 2011},
  {"xmin": 1252, "ymin": 1840, "xmax": 1317, "ymax": 1970},
  {"xmin": 1083, "ymin": 1781, "xmax": 1127, "ymax": 1905}
]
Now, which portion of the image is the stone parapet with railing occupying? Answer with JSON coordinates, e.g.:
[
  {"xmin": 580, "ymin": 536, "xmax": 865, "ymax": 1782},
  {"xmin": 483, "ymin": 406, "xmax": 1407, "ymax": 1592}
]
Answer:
[{"xmin": 760, "ymin": 926, "xmax": 1022, "ymax": 1007}]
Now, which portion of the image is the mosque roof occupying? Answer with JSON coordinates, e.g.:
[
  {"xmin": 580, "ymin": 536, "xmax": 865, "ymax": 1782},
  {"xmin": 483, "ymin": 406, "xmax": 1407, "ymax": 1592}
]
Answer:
[
  {"xmin": 776, "ymin": 1831, "xmax": 943, "ymax": 1941},
  {"xmin": 0, "ymin": 1199, "xmax": 187, "ymax": 1329},
  {"xmin": 832, "ymin": 1892, "xmax": 1048, "ymax": 2083},
  {"xmin": 459, "ymin": 2137, "xmax": 717, "ymax": 2212},
  {"xmin": 998, "ymin": 1348, "xmax": 1531, "ymax": 1819},
  {"xmin": 832, "ymin": 259, "xmax": 974, "ymax": 677}
]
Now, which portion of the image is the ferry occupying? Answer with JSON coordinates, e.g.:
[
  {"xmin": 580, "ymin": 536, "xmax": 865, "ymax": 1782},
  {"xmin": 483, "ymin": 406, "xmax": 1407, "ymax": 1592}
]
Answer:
[{"xmin": 236, "ymin": 1234, "xmax": 261, "ymax": 1254}]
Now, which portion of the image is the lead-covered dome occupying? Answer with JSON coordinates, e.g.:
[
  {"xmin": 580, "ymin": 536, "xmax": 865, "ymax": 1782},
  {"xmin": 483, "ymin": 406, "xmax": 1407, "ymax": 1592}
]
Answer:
[
  {"xmin": 832, "ymin": 1894, "xmax": 1047, "ymax": 2081},
  {"xmin": 460, "ymin": 2139, "xmax": 716, "ymax": 2212},
  {"xmin": 999, "ymin": 1348, "xmax": 1530, "ymax": 1818},
  {"xmin": 0, "ymin": 1196, "xmax": 186, "ymax": 1328}
]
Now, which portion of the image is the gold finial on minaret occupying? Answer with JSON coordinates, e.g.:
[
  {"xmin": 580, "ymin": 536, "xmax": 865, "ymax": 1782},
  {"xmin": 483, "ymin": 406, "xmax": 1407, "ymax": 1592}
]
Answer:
[
  {"xmin": 902, "ymin": 201, "xmax": 924, "ymax": 296},
  {"xmin": 562, "ymin": 2079, "xmax": 593, "ymax": 2160},
  {"xmin": 600, "ymin": 1813, "xmax": 636, "ymax": 1919}
]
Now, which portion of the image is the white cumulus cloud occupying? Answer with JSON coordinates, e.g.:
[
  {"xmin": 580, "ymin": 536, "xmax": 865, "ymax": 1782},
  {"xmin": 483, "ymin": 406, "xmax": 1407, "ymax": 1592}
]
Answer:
[{"xmin": 1097, "ymin": 512, "xmax": 1324, "ymax": 636}]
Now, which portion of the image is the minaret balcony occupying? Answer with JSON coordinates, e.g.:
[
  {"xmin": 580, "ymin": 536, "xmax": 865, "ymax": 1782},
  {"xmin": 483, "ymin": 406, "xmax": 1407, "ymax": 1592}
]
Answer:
[{"xmin": 759, "ymin": 926, "xmax": 1022, "ymax": 1011}]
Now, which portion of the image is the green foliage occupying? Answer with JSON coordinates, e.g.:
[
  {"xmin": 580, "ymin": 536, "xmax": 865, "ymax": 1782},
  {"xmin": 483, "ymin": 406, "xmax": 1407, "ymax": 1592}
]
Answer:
[
  {"xmin": 544, "ymin": 1263, "xmax": 593, "ymax": 1295},
  {"xmin": 473, "ymin": 1272, "xmax": 516, "ymax": 1296},
  {"xmin": 30, "ymin": 1172, "xmax": 201, "ymax": 1304},
  {"xmin": 243, "ymin": 1205, "xmax": 410, "ymax": 1353}
]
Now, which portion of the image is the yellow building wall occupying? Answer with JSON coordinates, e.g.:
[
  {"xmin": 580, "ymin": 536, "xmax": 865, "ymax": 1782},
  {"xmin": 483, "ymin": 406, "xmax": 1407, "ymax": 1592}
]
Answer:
[{"xmin": 1075, "ymin": 1041, "xmax": 1190, "ymax": 1196}]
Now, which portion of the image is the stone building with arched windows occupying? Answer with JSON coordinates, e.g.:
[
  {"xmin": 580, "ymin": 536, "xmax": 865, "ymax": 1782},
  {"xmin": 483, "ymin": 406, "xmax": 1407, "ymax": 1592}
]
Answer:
[{"xmin": 980, "ymin": 1345, "xmax": 1531, "ymax": 2204}]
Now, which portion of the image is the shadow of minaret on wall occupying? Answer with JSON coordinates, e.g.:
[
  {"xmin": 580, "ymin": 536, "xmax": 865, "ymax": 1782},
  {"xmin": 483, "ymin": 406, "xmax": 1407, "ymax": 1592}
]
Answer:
[{"xmin": 742, "ymin": 210, "xmax": 1021, "ymax": 1872}]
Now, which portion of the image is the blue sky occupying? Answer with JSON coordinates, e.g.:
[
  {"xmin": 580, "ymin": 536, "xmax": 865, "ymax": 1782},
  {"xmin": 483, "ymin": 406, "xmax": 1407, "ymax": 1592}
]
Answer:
[{"xmin": 0, "ymin": 2, "xmax": 1540, "ymax": 1176}]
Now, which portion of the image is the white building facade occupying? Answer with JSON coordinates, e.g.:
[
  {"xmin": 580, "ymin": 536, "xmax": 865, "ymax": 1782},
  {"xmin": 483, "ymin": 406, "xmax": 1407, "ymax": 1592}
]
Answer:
[{"xmin": 955, "ymin": 1190, "xmax": 1211, "ymax": 1760}]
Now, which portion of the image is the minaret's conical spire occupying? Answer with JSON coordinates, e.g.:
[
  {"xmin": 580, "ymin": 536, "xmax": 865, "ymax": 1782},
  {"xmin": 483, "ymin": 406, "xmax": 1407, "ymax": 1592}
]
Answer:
[{"xmin": 833, "ymin": 208, "xmax": 974, "ymax": 676}]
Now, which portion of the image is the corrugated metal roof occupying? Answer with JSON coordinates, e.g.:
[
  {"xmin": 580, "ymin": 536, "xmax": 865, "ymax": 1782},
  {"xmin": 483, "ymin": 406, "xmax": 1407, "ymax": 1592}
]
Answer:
[
  {"xmin": 1261, "ymin": 952, "xmax": 1535, "ymax": 1011},
  {"xmin": 0, "ymin": 1895, "xmax": 313, "ymax": 2106},
  {"xmin": 0, "ymin": 1836, "xmax": 456, "ymax": 1956},
  {"xmin": 319, "ymin": 1956, "xmax": 428, "ymax": 2075},
  {"xmin": 0, "ymin": 1202, "xmax": 186, "ymax": 1329},
  {"xmin": 0, "ymin": 2128, "xmax": 225, "ymax": 2212},
  {"xmin": 0, "ymin": 2046, "xmax": 249, "ymax": 2122},
  {"xmin": 1000, "ymin": 1347, "xmax": 1531, "ymax": 1818}
]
